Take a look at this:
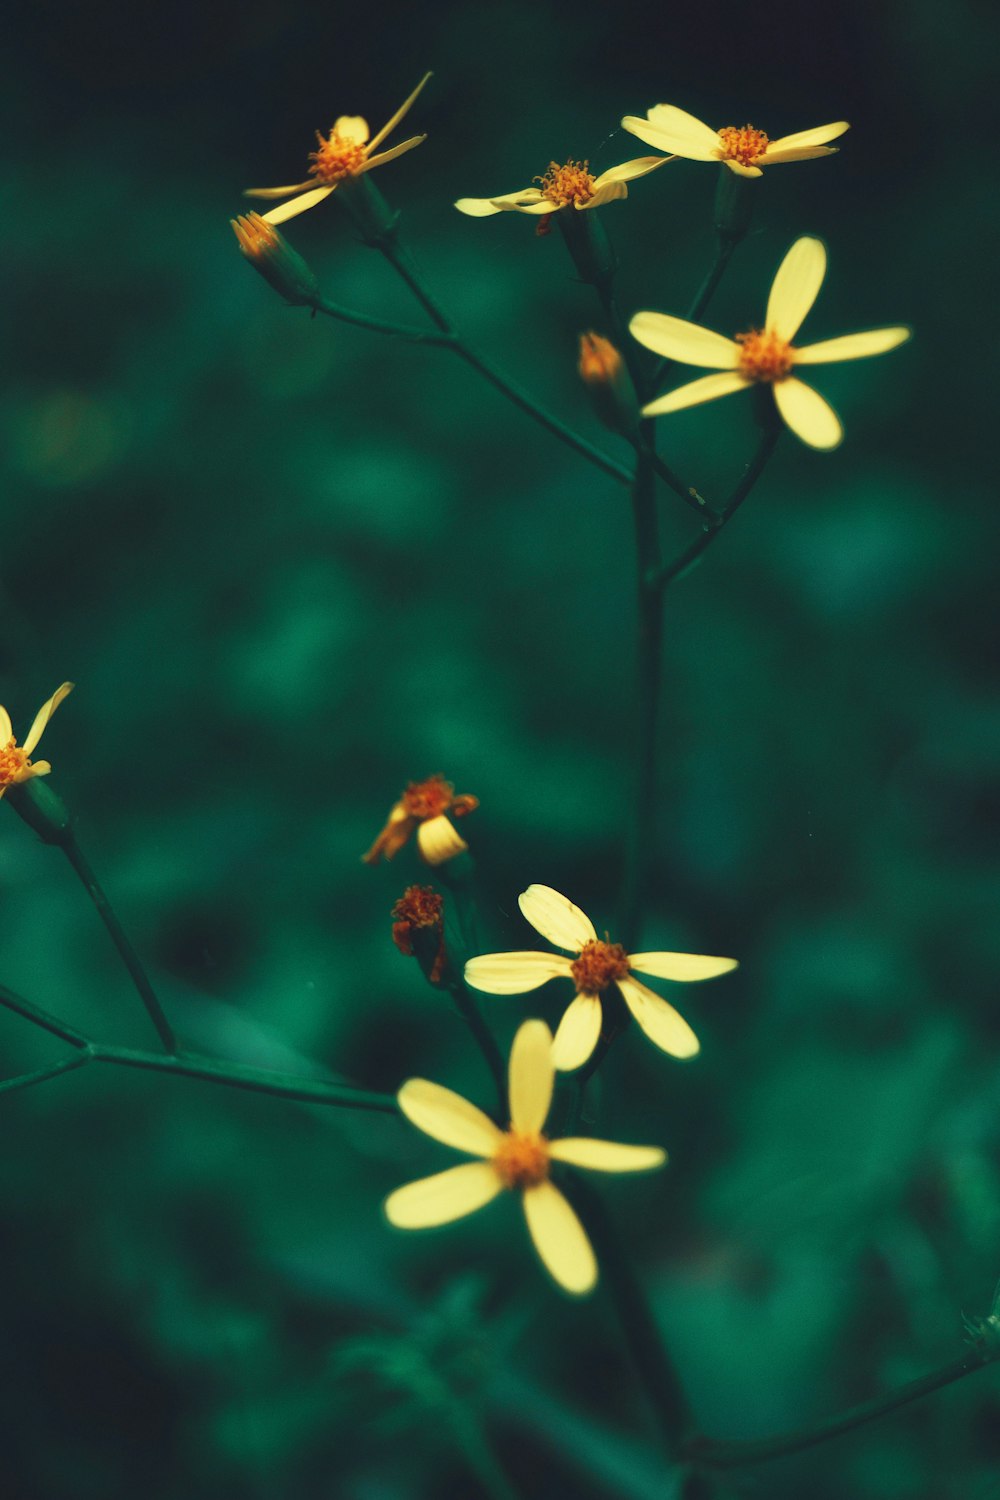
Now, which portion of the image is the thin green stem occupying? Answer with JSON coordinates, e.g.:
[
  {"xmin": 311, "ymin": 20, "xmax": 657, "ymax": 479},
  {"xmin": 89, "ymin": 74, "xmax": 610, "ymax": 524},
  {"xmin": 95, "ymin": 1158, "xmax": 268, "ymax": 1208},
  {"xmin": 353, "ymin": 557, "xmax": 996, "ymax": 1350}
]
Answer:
[
  {"xmin": 0, "ymin": 981, "xmax": 90, "ymax": 1048},
  {"xmin": 634, "ymin": 443, "xmax": 718, "ymax": 521},
  {"xmin": 0, "ymin": 1052, "xmax": 90, "ymax": 1096},
  {"xmin": 311, "ymin": 296, "xmax": 454, "ymax": 344},
  {"xmin": 450, "ymin": 981, "xmax": 507, "ymax": 1118},
  {"xmin": 61, "ymin": 833, "xmax": 177, "ymax": 1054},
  {"xmin": 686, "ymin": 238, "xmax": 736, "ymax": 326},
  {"xmin": 685, "ymin": 1334, "xmax": 1000, "ymax": 1470}
]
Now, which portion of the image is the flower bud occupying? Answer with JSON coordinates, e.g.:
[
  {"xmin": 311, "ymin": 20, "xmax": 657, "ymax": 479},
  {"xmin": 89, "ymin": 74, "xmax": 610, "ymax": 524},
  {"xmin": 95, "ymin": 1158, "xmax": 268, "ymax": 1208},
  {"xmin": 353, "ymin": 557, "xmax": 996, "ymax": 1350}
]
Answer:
[
  {"xmin": 391, "ymin": 885, "xmax": 449, "ymax": 987},
  {"xmin": 578, "ymin": 332, "xmax": 639, "ymax": 437},
  {"xmin": 231, "ymin": 213, "xmax": 320, "ymax": 305}
]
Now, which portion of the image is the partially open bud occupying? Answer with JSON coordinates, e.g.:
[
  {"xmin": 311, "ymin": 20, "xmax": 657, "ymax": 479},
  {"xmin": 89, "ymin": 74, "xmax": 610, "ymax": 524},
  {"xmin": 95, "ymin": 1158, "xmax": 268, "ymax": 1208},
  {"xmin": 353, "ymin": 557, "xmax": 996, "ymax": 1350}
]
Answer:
[
  {"xmin": 391, "ymin": 885, "xmax": 449, "ymax": 987},
  {"xmin": 231, "ymin": 213, "xmax": 320, "ymax": 306},
  {"xmin": 578, "ymin": 332, "xmax": 639, "ymax": 437}
]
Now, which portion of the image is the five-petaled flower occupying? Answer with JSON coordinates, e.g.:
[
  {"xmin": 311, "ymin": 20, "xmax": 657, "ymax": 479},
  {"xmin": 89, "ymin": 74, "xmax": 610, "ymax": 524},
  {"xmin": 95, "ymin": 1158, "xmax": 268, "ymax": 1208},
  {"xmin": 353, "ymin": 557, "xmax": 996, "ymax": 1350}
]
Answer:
[
  {"xmin": 454, "ymin": 152, "xmax": 668, "ymax": 225},
  {"xmin": 0, "ymin": 683, "xmax": 74, "ymax": 800},
  {"xmin": 621, "ymin": 104, "xmax": 849, "ymax": 177},
  {"xmin": 384, "ymin": 1018, "xmax": 666, "ymax": 1295},
  {"xmin": 364, "ymin": 774, "xmax": 479, "ymax": 867},
  {"xmin": 244, "ymin": 73, "xmax": 431, "ymax": 227},
  {"xmin": 464, "ymin": 885, "xmax": 737, "ymax": 1071},
  {"xmin": 630, "ymin": 237, "xmax": 911, "ymax": 451}
]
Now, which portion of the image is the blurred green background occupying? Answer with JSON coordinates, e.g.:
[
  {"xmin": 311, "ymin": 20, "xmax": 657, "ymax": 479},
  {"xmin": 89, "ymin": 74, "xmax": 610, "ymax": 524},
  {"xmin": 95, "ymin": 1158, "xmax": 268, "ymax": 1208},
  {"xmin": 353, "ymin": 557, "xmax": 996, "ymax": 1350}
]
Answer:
[{"xmin": 2, "ymin": 0, "xmax": 998, "ymax": 1495}]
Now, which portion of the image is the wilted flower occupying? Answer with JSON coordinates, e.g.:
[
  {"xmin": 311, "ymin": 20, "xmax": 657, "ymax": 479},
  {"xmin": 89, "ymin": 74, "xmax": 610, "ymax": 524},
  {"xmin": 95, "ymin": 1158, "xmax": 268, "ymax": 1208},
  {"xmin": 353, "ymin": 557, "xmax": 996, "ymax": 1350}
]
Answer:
[
  {"xmin": 465, "ymin": 885, "xmax": 737, "ymax": 1071},
  {"xmin": 455, "ymin": 153, "xmax": 667, "ymax": 227},
  {"xmin": 0, "ymin": 683, "xmax": 74, "ymax": 801},
  {"xmin": 392, "ymin": 885, "xmax": 447, "ymax": 985},
  {"xmin": 630, "ymin": 237, "xmax": 911, "ymax": 450},
  {"xmin": 244, "ymin": 73, "xmax": 431, "ymax": 226},
  {"xmin": 622, "ymin": 104, "xmax": 848, "ymax": 177},
  {"xmin": 385, "ymin": 1019, "xmax": 666, "ymax": 1295},
  {"xmin": 364, "ymin": 774, "xmax": 479, "ymax": 866}
]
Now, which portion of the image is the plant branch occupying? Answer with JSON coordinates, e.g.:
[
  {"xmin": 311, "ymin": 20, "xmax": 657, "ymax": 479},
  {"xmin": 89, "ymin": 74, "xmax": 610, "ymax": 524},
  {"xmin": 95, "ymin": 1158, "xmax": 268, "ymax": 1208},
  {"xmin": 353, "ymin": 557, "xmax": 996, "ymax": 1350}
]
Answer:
[
  {"xmin": 311, "ymin": 296, "xmax": 454, "ymax": 344},
  {"xmin": 0, "ymin": 1053, "xmax": 90, "ymax": 1096}
]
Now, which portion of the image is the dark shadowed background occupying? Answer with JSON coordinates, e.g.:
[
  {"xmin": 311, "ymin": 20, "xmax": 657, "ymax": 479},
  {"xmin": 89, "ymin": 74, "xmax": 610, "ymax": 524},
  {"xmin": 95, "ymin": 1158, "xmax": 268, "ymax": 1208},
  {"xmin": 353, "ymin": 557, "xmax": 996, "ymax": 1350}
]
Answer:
[{"xmin": 2, "ymin": 0, "xmax": 998, "ymax": 1496}]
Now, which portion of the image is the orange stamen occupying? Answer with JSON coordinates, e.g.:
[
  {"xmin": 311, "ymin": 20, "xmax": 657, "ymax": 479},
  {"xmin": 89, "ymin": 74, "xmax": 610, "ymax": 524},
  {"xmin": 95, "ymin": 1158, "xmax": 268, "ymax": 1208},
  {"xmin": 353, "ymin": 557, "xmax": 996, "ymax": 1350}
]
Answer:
[
  {"xmin": 571, "ymin": 939, "xmax": 630, "ymax": 995},
  {"xmin": 718, "ymin": 124, "xmax": 770, "ymax": 168},
  {"xmin": 736, "ymin": 328, "xmax": 794, "ymax": 382},
  {"xmin": 493, "ymin": 1130, "xmax": 550, "ymax": 1189},
  {"xmin": 534, "ymin": 159, "xmax": 596, "ymax": 209}
]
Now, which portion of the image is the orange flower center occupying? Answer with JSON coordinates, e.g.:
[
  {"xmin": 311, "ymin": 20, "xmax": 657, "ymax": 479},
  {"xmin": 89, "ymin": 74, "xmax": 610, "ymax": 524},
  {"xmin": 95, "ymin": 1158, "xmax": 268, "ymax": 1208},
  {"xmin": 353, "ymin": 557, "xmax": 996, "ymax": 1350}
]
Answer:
[
  {"xmin": 309, "ymin": 131, "xmax": 369, "ymax": 184},
  {"xmin": 535, "ymin": 159, "xmax": 596, "ymax": 208},
  {"xmin": 571, "ymin": 939, "xmax": 630, "ymax": 995},
  {"xmin": 718, "ymin": 124, "xmax": 770, "ymax": 167},
  {"xmin": 0, "ymin": 739, "xmax": 30, "ymax": 788},
  {"xmin": 736, "ymin": 328, "xmax": 794, "ymax": 382},
  {"xmin": 402, "ymin": 774, "xmax": 455, "ymax": 820},
  {"xmin": 493, "ymin": 1130, "xmax": 550, "ymax": 1189}
]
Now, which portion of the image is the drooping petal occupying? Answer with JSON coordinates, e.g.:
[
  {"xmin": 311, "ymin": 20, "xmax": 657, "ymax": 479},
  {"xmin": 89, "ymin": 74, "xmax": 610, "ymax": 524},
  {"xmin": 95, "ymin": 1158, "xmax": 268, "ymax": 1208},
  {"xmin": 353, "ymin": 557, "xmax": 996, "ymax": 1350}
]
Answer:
[
  {"xmin": 582, "ymin": 179, "xmax": 628, "ymax": 210},
  {"xmin": 621, "ymin": 106, "xmax": 720, "ymax": 160},
  {"xmin": 22, "ymin": 682, "xmax": 73, "ymax": 756},
  {"xmin": 518, "ymin": 885, "xmax": 597, "ymax": 951},
  {"xmin": 495, "ymin": 198, "xmax": 557, "ymax": 215},
  {"xmin": 773, "ymin": 377, "xmax": 843, "ymax": 450},
  {"xmin": 0, "ymin": 705, "xmax": 11, "ymax": 743},
  {"xmin": 629, "ymin": 312, "xmax": 740, "ymax": 369},
  {"xmin": 366, "ymin": 70, "xmax": 433, "ymax": 154},
  {"xmin": 262, "ymin": 185, "xmax": 336, "ymax": 225},
  {"xmin": 549, "ymin": 1138, "xmax": 667, "ymax": 1173},
  {"xmin": 616, "ymin": 975, "xmax": 700, "ymax": 1058},
  {"xmin": 794, "ymin": 327, "xmax": 911, "ymax": 365},
  {"xmin": 362, "ymin": 135, "xmax": 427, "ymax": 172},
  {"xmin": 25, "ymin": 760, "xmax": 51, "ymax": 778},
  {"xmin": 508, "ymin": 1019, "xmax": 555, "ymax": 1134},
  {"xmin": 756, "ymin": 146, "xmax": 840, "ymax": 166},
  {"xmin": 764, "ymin": 121, "xmax": 850, "ymax": 154},
  {"xmin": 642, "ymin": 370, "xmax": 749, "ymax": 418},
  {"xmin": 464, "ymin": 951, "xmax": 573, "ymax": 995},
  {"xmin": 766, "ymin": 237, "xmax": 827, "ymax": 341},
  {"xmin": 397, "ymin": 1078, "xmax": 502, "ymax": 1157},
  {"xmin": 593, "ymin": 156, "xmax": 671, "ymax": 186},
  {"xmin": 522, "ymin": 1181, "xmax": 597, "ymax": 1295},
  {"xmin": 384, "ymin": 1161, "xmax": 502, "ymax": 1228},
  {"xmin": 630, "ymin": 951, "xmax": 738, "ymax": 982},
  {"xmin": 551, "ymin": 994, "xmax": 602, "ymax": 1072},
  {"xmin": 417, "ymin": 814, "xmax": 468, "ymax": 865},
  {"xmin": 454, "ymin": 196, "xmax": 508, "ymax": 217},
  {"xmin": 723, "ymin": 159, "xmax": 763, "ymax": 178}
]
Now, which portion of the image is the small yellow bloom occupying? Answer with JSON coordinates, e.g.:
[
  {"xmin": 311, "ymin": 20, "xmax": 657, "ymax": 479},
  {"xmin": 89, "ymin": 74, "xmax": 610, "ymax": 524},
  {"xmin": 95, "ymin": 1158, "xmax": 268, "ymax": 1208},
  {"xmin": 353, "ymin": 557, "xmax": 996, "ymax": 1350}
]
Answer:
[
  {"xmin": 364, "ymin": 774, "xmax": 479, "ymax": 866},
  {"xmin": 630, "ymin": 237, "xmax": 911, "ymax": 450},
  {"xmin": 384, "ymin": 1019, "xmax": 666, "ymax": 1295},
  {"xmin": 0, "ymin": 683, "xmax": 74, "ymax": 800},
  {"xmin": 465, "ymin": 884, "xmax": 737, "ymax": 1072},
  {"xmin": 455, "ymin": 152, "xmax": 668, "ymax": 223},
  {"xmin": 244, "ymin": 73, "xmax": 431, "ymax": 227},
  {"xmin": 621, "ymin": 104, "xmax": 849, "ymax": 177}
]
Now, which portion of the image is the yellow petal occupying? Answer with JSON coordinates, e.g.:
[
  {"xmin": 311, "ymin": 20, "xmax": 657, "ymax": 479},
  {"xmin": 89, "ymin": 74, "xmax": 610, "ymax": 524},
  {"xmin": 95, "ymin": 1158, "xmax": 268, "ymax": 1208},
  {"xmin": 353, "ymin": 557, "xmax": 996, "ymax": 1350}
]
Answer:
[
  {"xmin": 582, "ymin": 179, "xmax": 628, "ymax": 209},
  {"xmin": 629, "ymin": 951, "xmax": 738, "ymax": 982},
  {"xmin": 332, "ymin": 114, "xmax": 370, "ymax": 145},
  {"xmin": 593, "ymin": 156, "xmax": 670, "ymax": 186},
  {"xmin": 243, "ymin": 180, "xmax": 315, "ymax": 199},
  {"xmin": 0, "ymin": 705, "xmax": 11, "ymax": 743},
  {"xmin": 549, "ymin": 1138, "xmax": 667, "ymax": 1173},
  {"xmin": 765, "ymin": 121, "xmax": 850, "ymax": 154},
  {"xmin": 497, "ymin": 199, "xmax": 557, "ymax": 215},
  {"xmin": 518, "ymin": 885, "xmax": 596, "ymax": 951},
  {"xmin": 262, "ymin": 186, "xmax": 336, "ymax": 225},
  {"xmin": 629, "ymin": 312, "xmax": 740, "ymax": 369},
  {"xmin": 454, "ymin": 196, "xmax": 508, "ymax": 217},
  {"xmin": 794, "ymin": 327, "xmax": 911, "ymax": 365},
  {"xmin": 26, "ymin": 760, "xmax": 51, "ymax": 778},
  {"xmin": 757, "ymin": 146, "xmax": 839, "ymax": 165},
  {"xmin": 766, "ymin": 237, "xmax": 827, "ymax": 342},
  {"xmin": 416, "ymin": 814, "xmax": 468, "ymax": 865},
  {"xmin": 621, "ymin": 105, "xmax": 720, "ymax": 160},
  {"xmin": 642, "ymin": 370, "xmax": 749, "ymax": 418},
  {"xmin": 464, "ymin": 952, "xmax": 573, "ymax": 994},
  {"xmin": 724, "ymin": 159, "xmax": 763, "ymax": 178},
  {"xmin": 384, "ymin": 1162, "xmax": 502, "ymax": 1228},
  {"xmin": 508, "ymin": 1019, "xmax": 554, "ymax": 1134},
  {"xmin": 773, "ymin": 377, "xmax": 843, "ymax": 450},
  {"xmin": 551, "ymin": 994, "xmax": 602, "ymax": 1072},
  {"xmin": 522, "ymin": 1181, "xmax": 597, "ymax": 1295},
  {"xmin": 366, "ymin": 71, "xmax": 433, "ymax": 154},
  {"xmin": 616, "ymin": 975, "xmax": 700, "ymax": 1058},
  {"xmin": 22, "ymin": 682, "xmax": 73, "ymax": 756},
  {"xmin": 397, "ymin": 1078, "xmax": 501, "ymax": 1157},
  {"xmin": 362, "ymin": 135, "xmax": 426, "ymax": 172}
]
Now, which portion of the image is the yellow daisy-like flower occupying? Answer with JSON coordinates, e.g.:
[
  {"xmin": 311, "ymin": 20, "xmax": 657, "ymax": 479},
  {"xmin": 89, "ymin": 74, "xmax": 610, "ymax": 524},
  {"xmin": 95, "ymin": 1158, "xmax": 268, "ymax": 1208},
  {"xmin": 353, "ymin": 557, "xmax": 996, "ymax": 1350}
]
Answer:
[
  {"xmin": 244, "ymin": 72, "xmax": 431, "ymax": 227},
  {"xmin": 630, "ymin": 237, "xmax": 911, "ymax": 451},
  {"xmin": 464, "ymin": 885, "xmax": 737, "ymax": 1072},
  {"xmin": 454, "ymin": 153, "xmax": 668, "ymax": 223},
  {"xmin": 0, "ymin": 683, "xmax": 74, "ymax": 800},
  {"xmin": 385, "ymin": 1018, "xmax": 666, "ymax": 1295},
  {"xmin": 621, "ymin": 103, "xmax": 849, "ymax": 177},
  {"xmin": 363, "ymin": 774, "xmax": 479, "ymax": 867}
]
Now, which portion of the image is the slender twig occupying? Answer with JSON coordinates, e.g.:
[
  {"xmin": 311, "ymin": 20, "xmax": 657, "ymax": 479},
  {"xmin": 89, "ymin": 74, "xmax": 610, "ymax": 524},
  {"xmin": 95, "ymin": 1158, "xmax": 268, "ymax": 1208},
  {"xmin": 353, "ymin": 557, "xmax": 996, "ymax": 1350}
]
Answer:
[
  {"xmin": 0, "ymin": 1053, "xmax": 90, "ymax": 1096},
  {"xmin": 686, "ymin": 238, "xmax": 736, "ymax": 326},
  {"xmin": 634, "ymin": 443, "xmax": 718, "ymax": 520},
  {"xmin": 0, "ymin": 981, "xmax": 90, "ymax": 1048},
  {"xmin": 311, "ymin": 296, "xmax": 454, "ymax": 344},
  {"xmin": 449, "ymin": 982, "xmax": 507, "ymax": 1118}
]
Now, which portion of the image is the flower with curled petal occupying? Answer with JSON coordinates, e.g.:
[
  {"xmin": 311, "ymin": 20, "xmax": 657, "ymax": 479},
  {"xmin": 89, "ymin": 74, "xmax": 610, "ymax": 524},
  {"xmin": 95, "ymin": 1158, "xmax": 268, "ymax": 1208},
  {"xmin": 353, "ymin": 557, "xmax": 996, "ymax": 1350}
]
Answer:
[
  {"xmin": 464, "ymin": 885, "xmax": 737, "ymax": 1072},
  {"xmin": 621, "ymin": 103, "xmax": 848, "ymax": 177},
  {"xmin": 630, "ymin": 237, "xmax": 911, "ymax": 451},
  {"xmin": 244, "ymin": 73, "xmax": 431, "ymax": 227},
  {"xmin": 384, "ymin": 1019, "xmax": 666, "ymax": 1295},
  {"xmin": 454, "ymin": 152, "xmax": 668, "ymax": 223},
  {"xmin": 363, "ymin": 774, "xmax": 479, "ymax": 867},
  {"xmin": 0, "ymin": 683, "xmax": 74, "ymax": 800}
]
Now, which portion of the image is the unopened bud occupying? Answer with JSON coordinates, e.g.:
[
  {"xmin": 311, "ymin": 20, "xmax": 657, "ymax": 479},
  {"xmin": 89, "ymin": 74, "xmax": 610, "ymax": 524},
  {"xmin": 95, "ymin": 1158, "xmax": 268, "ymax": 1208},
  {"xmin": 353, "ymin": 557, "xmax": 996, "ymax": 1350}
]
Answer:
[
  {"xmin": 231, "ymin": 213, "xmax": 320, "ymax": 306},
  {"xmin": 578, "ymin": 332, "xmax": 639, "ymax": 437},
  {"xmin": 391, "ymin": 885, "xmax": 449, "ymax": 988},
  {"xmin": 337, "ymin": 175, "xmax": 401, "ymax": 247}
]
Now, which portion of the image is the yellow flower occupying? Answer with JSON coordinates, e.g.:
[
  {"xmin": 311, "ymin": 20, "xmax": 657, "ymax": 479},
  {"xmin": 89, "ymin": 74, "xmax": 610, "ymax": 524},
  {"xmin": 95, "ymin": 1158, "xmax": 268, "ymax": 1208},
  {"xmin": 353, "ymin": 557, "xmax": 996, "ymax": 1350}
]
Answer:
[
  {"xmin": 244, "ymin": 72, "xmax": 431, "ymax": 227},
  {"xmin": 621, "ymin": 104, "xmax": 849, "ymax": 177},
  {"xmin": 384, "ymin": 1019, "xmax": 666, "ymax": 1295},
  {"xmin": 0, "ymin": 683, "xmax": 74, "ymax": 800},
  {"xmin": 363, "ymin": 774, "xmax": 479, "ymax": 866},
  {"xmin": 464, "ymin": 884, "xmax": 737, "ymax": 1072},
  {"xmin": 454, "ymin": 153, "xmax": 668, "ymax": 221},
  {"xmin": 630, "ymin": 237, "xmax": 911, "ymax": 450}
]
